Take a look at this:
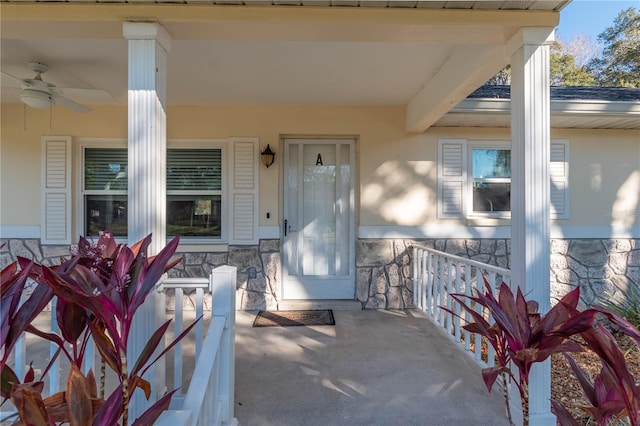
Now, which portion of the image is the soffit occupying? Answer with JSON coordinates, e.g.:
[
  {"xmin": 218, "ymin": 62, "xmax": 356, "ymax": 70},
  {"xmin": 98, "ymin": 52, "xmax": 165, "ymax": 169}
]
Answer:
[{"xmin": 1, "ymin": 1, "xmax": 567, "ymax": 131}]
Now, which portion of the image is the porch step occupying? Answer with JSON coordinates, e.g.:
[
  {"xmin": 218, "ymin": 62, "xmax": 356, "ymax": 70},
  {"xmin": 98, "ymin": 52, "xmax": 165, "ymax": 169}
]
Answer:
[{"xmin": 277, "ymin": 300, "xmax": 363, "ymax": 311}]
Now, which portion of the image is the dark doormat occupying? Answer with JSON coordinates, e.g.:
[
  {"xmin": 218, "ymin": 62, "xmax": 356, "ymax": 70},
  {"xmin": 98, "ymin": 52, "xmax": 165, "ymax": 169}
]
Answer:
[{"xmin": 252, "ymin": 310, "xmax": 335, "ymax": 327}]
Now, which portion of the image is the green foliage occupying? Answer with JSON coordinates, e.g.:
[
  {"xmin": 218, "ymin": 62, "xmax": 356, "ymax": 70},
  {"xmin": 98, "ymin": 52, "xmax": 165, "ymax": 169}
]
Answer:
[
  {"xmin": 550, "ymin": 41, "xmax": 596, "ymax": 86},
  {"xmin": 485, "ymin": 65, "xmax": 511, "ymax": 85},
  {"xmin": 598, "ymin": 279, "xmax": 640, "ymax": 330},
  {"xmin": 588, "ymin": 7, "xmax": 640, "ymax": 87}
]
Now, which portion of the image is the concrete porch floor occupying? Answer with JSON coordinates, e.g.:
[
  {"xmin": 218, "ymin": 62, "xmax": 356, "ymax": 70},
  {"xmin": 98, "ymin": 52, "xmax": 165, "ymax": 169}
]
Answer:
[{"xmin": 234, "ymin": 309, "xmax": 511, "ymax": 426}]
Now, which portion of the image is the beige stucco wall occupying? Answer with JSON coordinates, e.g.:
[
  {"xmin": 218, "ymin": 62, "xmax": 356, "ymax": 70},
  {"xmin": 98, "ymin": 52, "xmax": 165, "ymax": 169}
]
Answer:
[{"xmin": 1, "ymin": 104, "xmax": 639, "ymax": 240}]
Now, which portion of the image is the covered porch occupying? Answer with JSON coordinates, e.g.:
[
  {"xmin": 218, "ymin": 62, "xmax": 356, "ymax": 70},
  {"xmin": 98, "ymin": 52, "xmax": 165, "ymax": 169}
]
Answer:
[
  {"xmin": 234, "ymin": 308, "xmax": 509, "ymax": 426},
  {"xmin": 1, "ymin": 1, "xmax": 570, "ymax": 424}
]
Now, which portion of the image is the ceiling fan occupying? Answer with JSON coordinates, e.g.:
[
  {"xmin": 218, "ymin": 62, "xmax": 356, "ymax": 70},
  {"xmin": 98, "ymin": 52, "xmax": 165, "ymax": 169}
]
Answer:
[{"xmin": 1, "ymin": 61, "xmax": 113, "ymax": 113}]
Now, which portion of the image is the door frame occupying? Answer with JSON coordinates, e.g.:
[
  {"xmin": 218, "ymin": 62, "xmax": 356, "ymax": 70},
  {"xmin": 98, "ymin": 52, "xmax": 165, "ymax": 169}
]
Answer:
[{"xmin": 280, "ymin": 137, "xmax": 357, "ymax": 300}]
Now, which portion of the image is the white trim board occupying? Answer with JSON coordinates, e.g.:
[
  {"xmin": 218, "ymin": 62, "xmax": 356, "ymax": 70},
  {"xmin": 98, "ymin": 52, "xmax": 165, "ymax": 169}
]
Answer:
[
  {"xmin": 0, "ymin": 226, "xmax": 41, "ymax": 239},
  {"xmin": 357, "ymin": 225, "xmax": 640, "ymax": 239},
  {"xmin": 258, "ymin": 226, "xmax": 280, "ymax": 240},
  {"xmin": 2, "ymin": 225, "xmax": 638, "ymax": 242}
]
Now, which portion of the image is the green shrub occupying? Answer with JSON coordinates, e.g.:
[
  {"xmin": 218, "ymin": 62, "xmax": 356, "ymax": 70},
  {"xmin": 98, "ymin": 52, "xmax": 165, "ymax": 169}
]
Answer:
[{"xmin": 598, "ymin": 280, "xmax": 640, "ymax": 330}]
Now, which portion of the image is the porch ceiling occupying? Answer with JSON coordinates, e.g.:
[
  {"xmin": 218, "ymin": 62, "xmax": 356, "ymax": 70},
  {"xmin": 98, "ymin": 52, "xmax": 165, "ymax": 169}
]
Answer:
[{"xmin": 0, "ymin": 1, "xmax": 566, "ymax": 131}]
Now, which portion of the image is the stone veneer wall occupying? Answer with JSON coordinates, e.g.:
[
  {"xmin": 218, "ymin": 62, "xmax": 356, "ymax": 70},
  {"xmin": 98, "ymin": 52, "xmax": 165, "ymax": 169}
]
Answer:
[{"xmin": 2, "ymin": 237, "xmax": 638, "ymax": 311}]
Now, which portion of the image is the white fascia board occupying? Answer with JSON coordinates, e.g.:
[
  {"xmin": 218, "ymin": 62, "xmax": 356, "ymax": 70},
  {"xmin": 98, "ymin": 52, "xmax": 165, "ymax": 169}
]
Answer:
[{"xmin": 452, "ymin": 98, "xmax": 640, "ymax": 116}]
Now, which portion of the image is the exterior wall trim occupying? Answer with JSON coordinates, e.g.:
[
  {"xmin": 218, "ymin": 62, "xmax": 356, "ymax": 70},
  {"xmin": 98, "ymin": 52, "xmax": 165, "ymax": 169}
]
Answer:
[
  {"xmin": 3, "ymin": 225, "xmax": 638, "ymax": 242},
  {"xmin": 0, "ymin": 226, "xmax": 41, "ymax": 239},
  {"xmin": 259, "ymin": 226, "xmax": 280, "ymax": 239},
  {"xmin": 357, "ymin": 225, "xmax": 640, "ymax": 239}
]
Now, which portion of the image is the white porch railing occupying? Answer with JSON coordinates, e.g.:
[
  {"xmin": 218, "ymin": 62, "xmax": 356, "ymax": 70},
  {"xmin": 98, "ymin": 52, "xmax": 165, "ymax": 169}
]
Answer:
[
  {"xmin": 156, "ymin": 265, "xmax": 238, "ymax": 426},
  {"xmin": 412, "ymin": 244, "xmax": 512, "ymax": 369},
  {"xmin": 2, "ymin": 265, "xmax": 237, "ymax": 426}
]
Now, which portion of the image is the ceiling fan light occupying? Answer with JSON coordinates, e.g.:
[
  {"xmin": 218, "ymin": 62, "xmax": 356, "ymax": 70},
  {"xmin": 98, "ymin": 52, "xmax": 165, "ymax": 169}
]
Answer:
[{"xmin": 20, "ymin": 89, "xmax": 55, "ymax": 109}]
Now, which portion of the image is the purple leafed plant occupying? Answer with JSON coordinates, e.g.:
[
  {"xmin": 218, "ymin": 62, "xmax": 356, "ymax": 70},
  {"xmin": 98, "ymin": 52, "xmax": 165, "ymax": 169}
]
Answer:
[
  {"xmin": 441, "ymin": 279, "xmax": 640, "ymax": 426},
  {"xmin": 1, "ymin": 231, "xmax": 199, "ymax": 425},
  {"xmin": 551, "ymin": 313, "xmax": 640, "ymax": 426}
]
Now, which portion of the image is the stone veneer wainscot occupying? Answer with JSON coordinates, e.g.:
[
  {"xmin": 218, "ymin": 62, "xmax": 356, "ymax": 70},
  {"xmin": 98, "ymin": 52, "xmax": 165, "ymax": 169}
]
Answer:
[{"xmin": 2, "ymin": 238, "xmax": 638, "ymax": 311}]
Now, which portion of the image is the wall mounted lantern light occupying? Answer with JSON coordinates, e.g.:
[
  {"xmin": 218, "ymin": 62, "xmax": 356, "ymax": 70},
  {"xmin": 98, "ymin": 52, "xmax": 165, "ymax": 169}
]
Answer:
[{"xmin": 261, "ymin": 144, "xmax": 275, "ymax": 168}]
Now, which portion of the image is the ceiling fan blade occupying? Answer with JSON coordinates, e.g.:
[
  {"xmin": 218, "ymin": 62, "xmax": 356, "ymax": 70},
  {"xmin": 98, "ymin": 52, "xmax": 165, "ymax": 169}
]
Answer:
[
  {"xmin": 57, "ymin": 87, "xmax": 113, "ymax": 101},
  {"xmin": 1, "ymin": 71, "xmax": 26, "ymax": 87},
  {"xmin": 54, "ymin": 94, "xmax": 91, "ymax": 113}
]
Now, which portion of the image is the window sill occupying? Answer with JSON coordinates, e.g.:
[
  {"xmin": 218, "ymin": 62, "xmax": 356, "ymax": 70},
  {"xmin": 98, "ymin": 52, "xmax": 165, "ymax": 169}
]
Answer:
[
  {"xmin": 466, "ymin": 217, "xmax": 511, "ymax": 227},
  {"xmin": 174, "ymin": 241, "xmax": 229, "ymax": 252}
]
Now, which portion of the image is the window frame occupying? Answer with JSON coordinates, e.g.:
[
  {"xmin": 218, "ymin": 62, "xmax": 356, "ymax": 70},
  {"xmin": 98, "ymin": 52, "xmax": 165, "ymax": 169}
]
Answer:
[
  {"xmin": 437, "ymin": 138, "xmax": 569, "ymax": 221},
  {"xmin": 76, "ymin": 138, "xmax": 228, "ymax": 244},
  {"xmin": 466, "ymin": 141, "xmax": 512, "ymax": 219}
]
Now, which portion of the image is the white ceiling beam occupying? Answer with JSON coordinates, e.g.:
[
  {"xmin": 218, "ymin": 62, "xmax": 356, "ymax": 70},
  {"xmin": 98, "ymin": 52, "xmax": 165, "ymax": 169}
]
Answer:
[
  {"xmin": 405, "ymin": 26, "xmax": 555, "ymax": 133},
  {"xmin": 405, "ymin": 44, "xmax": 505, "ymax": 133}
]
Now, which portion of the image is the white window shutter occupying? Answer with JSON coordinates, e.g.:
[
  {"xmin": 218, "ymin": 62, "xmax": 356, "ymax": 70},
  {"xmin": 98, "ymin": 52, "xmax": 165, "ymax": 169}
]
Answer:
[
  {"xmin": 438, "ymin": 139, "xmax": 467, "ymax": 218},
  {"xmin": 229, "ymin": 138, "xmax": 259, "ymax": 245},
  {"xmin": 550, "ymin": 140, "xmax": 569, "ymax": 219},
  {"xmin": 41, "ymin": 136, "xmax": 72, "ymax": 245}
]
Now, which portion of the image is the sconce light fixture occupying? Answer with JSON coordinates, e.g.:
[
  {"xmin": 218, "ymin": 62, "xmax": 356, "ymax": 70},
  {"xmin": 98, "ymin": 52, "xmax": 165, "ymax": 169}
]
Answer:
[{"xmin": 261, "ymin": 144, "xmax": 275, "ymax": 168}]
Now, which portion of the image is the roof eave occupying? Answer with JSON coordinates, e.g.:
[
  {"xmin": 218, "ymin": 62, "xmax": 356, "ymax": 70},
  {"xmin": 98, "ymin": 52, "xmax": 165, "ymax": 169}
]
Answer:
[{"xmin": 453, "ymin": 98, "xmax": 640, "ymax": 115}]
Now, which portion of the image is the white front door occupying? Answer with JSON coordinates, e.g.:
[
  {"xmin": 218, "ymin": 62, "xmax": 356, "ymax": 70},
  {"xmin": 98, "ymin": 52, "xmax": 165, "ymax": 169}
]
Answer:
[{"xmin": 282, "ymin": 138, "xmax": 355, "ymax": 300}]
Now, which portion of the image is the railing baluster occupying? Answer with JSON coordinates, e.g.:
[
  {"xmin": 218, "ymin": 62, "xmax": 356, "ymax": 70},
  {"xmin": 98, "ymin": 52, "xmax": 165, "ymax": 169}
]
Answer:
[
  {"xmin": 195, "ymin": 287, "xmax": 204, "ymax": 359},
  {"xmin": 174, "ymin": 287, "xmax": 184, "ymax": 395},
  {"xmin": 486, "ymin": 271, "xmax": 497, "ymax": 367},
  {"xmin": 454, "ymin": 262, "xmax": 462, "ymax": 343},
  {"xmin": 412, "ymin": 247, "xmax": 422, "ymax": 308},
  {"xmin": 428, "ymin": 253, "xmax": 435, "ymax": 319},
  {"xmin": 49, "ymin": 297, "xmax": 59, "ymax": 394},
  {"xmin": 436, "ymin": 256, "xmax": 448, "ymax": 328},
  {"xmin": 446, "ymin": 258, "xmax": 453, "ymax": 335},
  {"xmin": 422, "ymin": 252, "xmax": 428, "ymax": 315},
  {"xmin": 474, "ymin": 266, "xmax": 483, "ymax": 362},
  {"xmin": 464, "ymin": 266, "xmax": 472, "ymax": 352}
]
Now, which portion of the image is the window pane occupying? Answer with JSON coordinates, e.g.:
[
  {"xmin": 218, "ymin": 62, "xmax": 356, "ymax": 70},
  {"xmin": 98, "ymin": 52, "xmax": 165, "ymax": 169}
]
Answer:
[
  {"xmin": 85, "ymin": 195, "xmax": 128, "ymax": 236},
  {"xmin": 472, "ymin": 149, "xmax": 510, "ymax": 179},
  {"xmin": 167, "ymin": 149, "xmax": 222, "ymax": 191},
  {"xmin": 85, "ymin": 149, "xmax": 128, "ymax": 191},
  {"xmin": 167, "ymin": 195, "xmax": 222, "ymax": 237},
  {"xmin": 473, "ymin": 183, "xmax": 511, "ymax": 212}
]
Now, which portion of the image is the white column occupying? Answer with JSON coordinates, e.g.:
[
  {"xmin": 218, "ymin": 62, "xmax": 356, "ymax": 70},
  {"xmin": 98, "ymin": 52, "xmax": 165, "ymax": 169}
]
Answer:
[
  {"xmin": 510, "ymin": 28, "xmax": 555, "ymax": 426},
  {"xmin": 123, "ymin": 21, "xmax": 171, "ymax": 420}
]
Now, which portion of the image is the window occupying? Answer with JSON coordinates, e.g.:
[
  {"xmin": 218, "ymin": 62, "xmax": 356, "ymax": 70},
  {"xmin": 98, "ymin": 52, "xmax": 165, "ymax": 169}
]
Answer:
[
  {"xmin": 438, "ymin": 139, "xmax": 569, "ymax": 219},
  {"xmin": 166, "ymin": 149, "xmax": 222, "ymax": 238},
  {"xmin": 81, "ymin": 145, "xmax": 225, "ymax": 239},
  {"xmin": 84, "ymin": 148, "xmax": 128, "ymax": 237},
  {"xmin": 470, "ymin": 147, "xmax": 511, "ymax": 215}
]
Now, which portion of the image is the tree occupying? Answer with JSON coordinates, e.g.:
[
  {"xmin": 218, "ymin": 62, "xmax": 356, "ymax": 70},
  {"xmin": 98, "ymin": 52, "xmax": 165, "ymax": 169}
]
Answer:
[
  {"xmin": 484, "ymin": 40, "xmax": 595, "ymax": 86},
  {"xmin": 550, "ymin": 41, "xmax": 596, "ymax": 86},
  {"xmin": 485, "ymin": 65, "xmax": 511, "ymax": 85},
  {"xmin": 588, "ymin": 7, "xmax": 640, "ymax": 87},
  {"xmin": 559, "ymin": 33, "xmax": 601, "ymax": 67}
]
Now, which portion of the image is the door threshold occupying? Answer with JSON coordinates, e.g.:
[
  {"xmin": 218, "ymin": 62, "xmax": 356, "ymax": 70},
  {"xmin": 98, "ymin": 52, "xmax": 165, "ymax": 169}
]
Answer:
[{"xmin": 278, "ymin": 300, "xmax": 363, "ymax": 311}]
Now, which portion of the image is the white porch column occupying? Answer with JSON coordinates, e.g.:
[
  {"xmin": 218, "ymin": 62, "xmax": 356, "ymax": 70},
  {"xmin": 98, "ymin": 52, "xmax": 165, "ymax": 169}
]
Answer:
[
  {"xmin": 123, "ymin": 21, "xmax": 171, "ymax": 420},
  {"xmin": 510, "ymin": 28, "xmax": 555, "ymax": 426}
]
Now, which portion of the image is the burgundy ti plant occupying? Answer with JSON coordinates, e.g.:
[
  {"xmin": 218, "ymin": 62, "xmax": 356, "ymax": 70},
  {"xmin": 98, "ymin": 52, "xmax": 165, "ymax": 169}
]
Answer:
[
  {"xmin": 446, "ymin": 276, "xmax": 640, "ymax": 426},
  {"xmin": 445, "ymin": 277, "xmax": 597, "ymax": 426},
  {"xmin": 551, "ymin": 311, "xmax": 640, "ymax": 426},
  {"xmin": 1, "ymin": 231, "xmax": 199, "ymax": 425}
]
